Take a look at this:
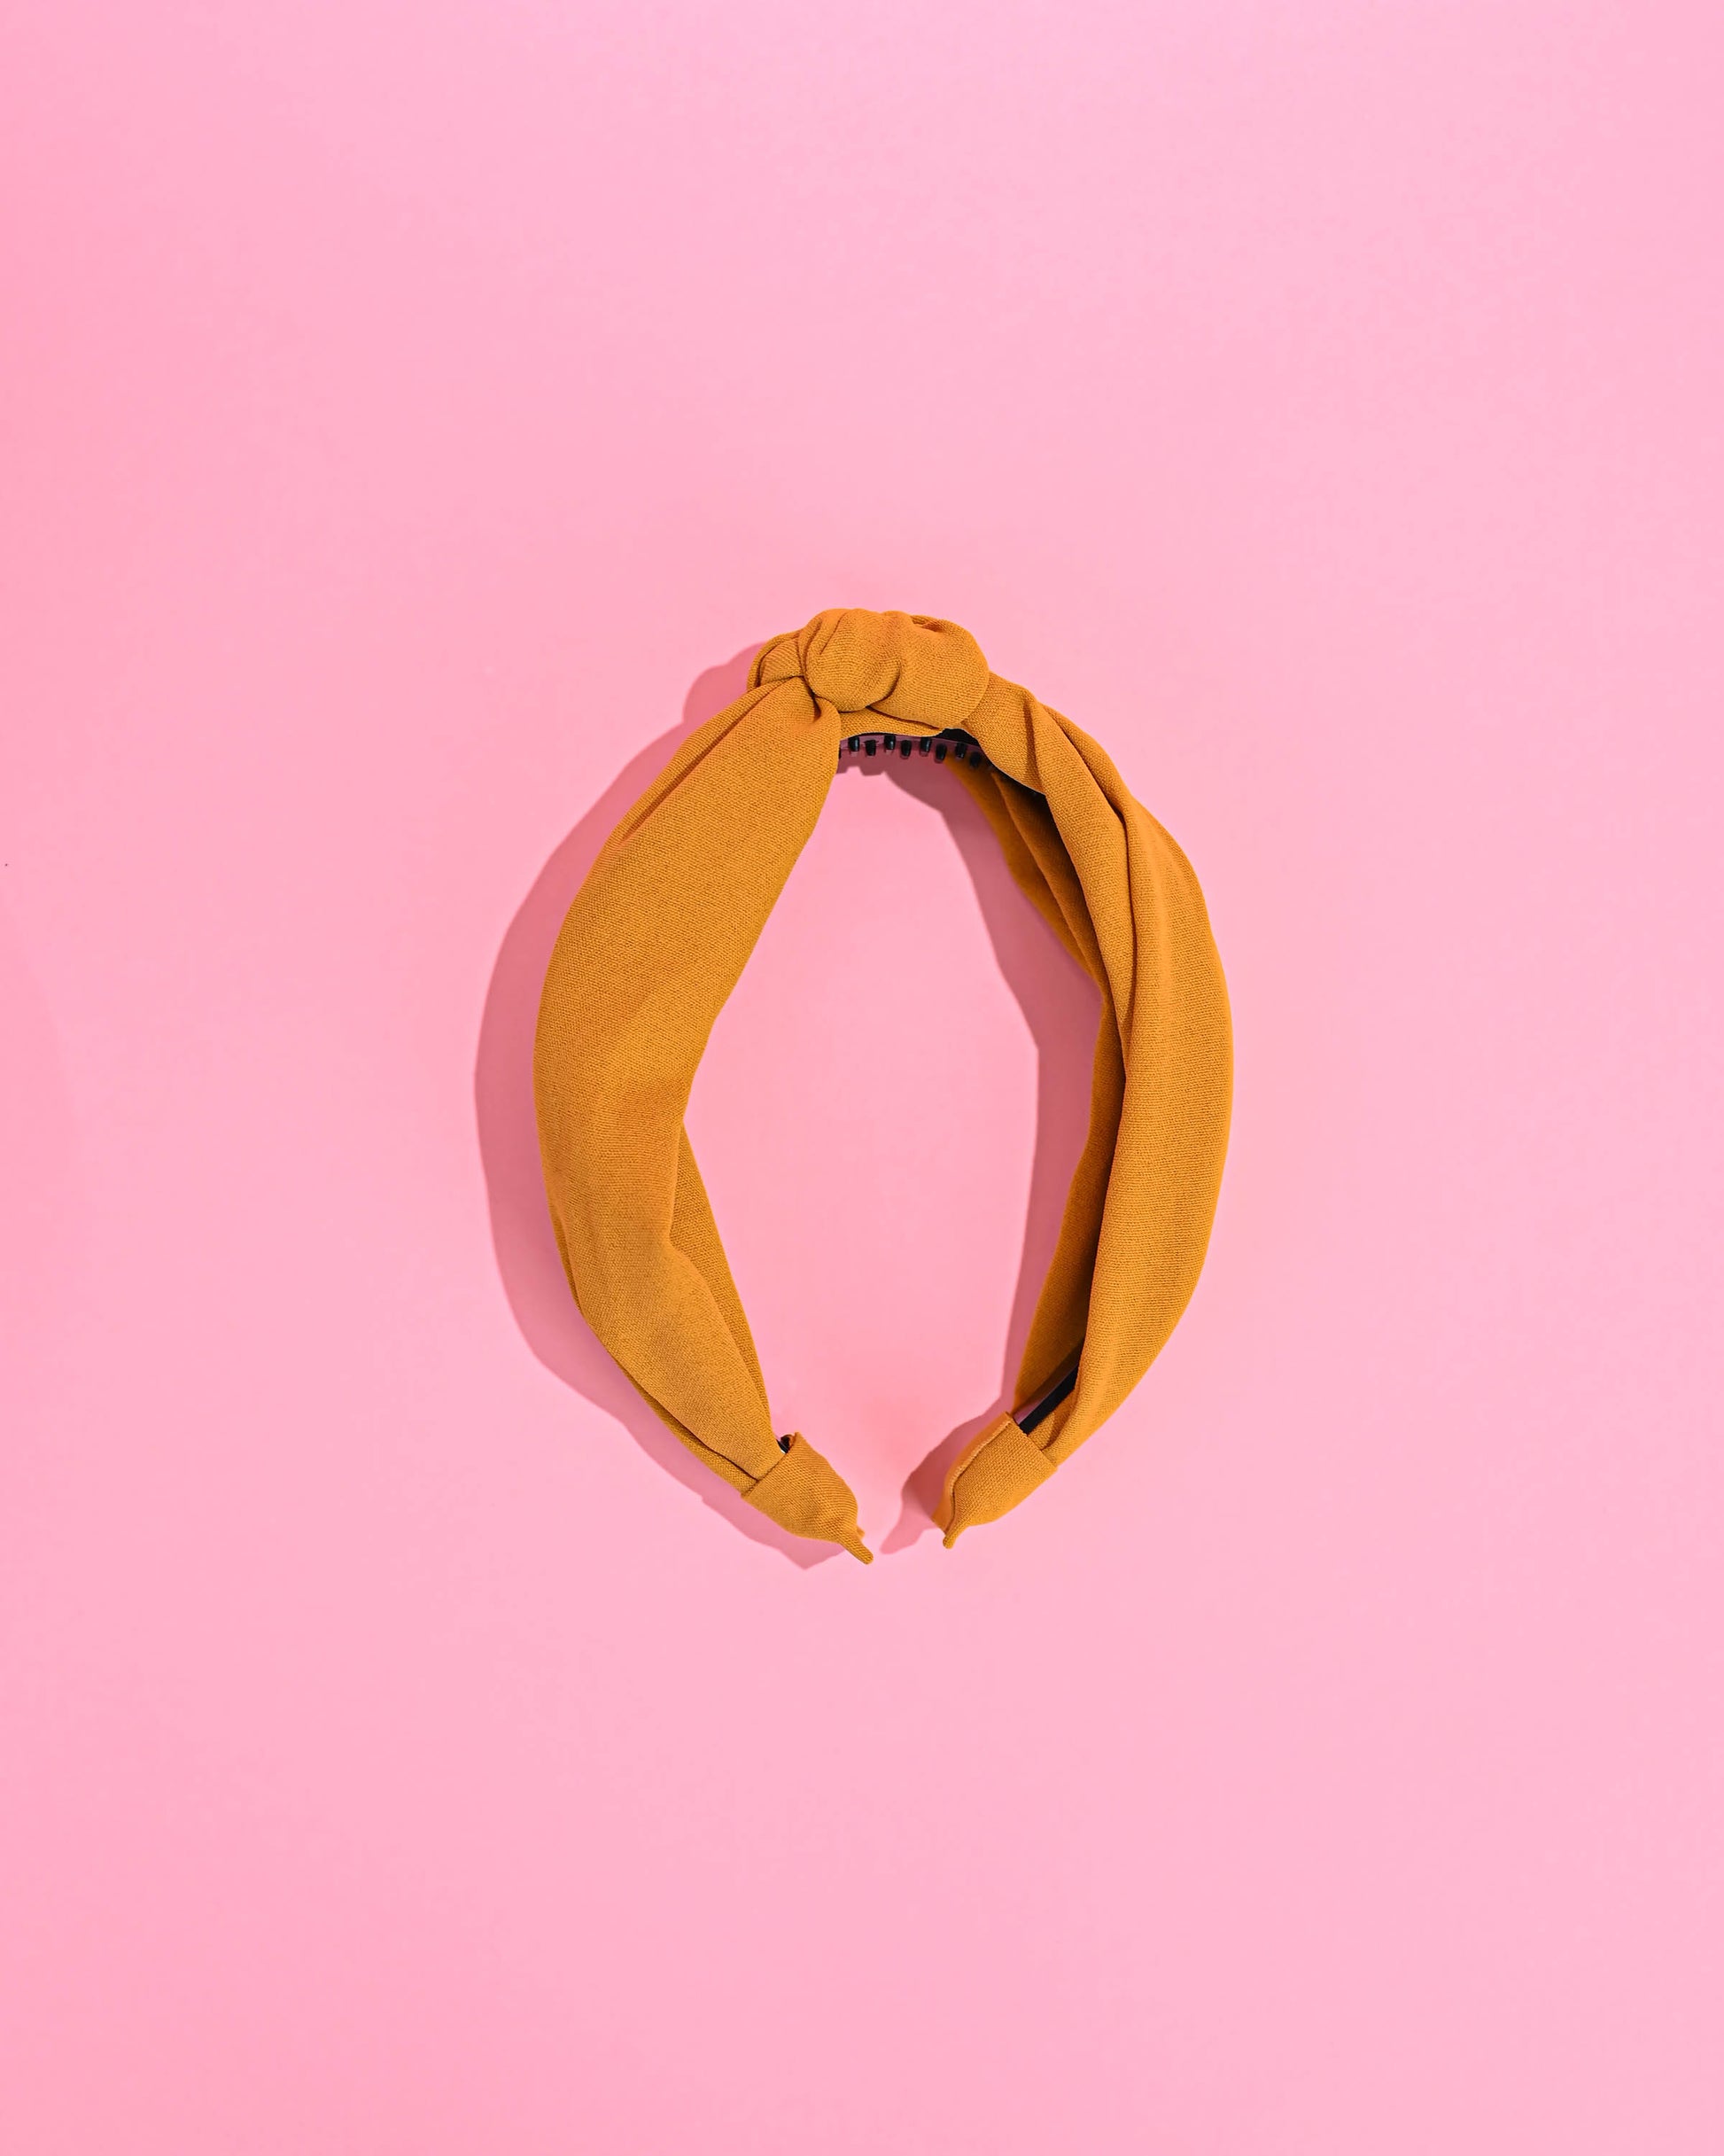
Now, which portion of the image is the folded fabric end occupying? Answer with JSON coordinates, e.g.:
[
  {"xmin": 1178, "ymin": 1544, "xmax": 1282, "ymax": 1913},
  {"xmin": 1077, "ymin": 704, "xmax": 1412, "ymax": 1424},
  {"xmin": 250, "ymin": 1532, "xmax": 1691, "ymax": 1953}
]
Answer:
[
  {"xmin": 935, "ymin": 1413, "xmax": 1056, "ymax": 1548},
  {"xmin": 741, "ymin": 1433, "xmax": 872, "ymax": 1562}
]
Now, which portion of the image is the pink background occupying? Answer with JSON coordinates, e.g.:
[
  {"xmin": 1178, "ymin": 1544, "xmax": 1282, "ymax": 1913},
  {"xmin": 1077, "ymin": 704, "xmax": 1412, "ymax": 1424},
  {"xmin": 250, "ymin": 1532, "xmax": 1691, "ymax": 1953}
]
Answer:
[{"xmin": 4, "ymin": 4, "xmax": 1721, "ymax": 2149}]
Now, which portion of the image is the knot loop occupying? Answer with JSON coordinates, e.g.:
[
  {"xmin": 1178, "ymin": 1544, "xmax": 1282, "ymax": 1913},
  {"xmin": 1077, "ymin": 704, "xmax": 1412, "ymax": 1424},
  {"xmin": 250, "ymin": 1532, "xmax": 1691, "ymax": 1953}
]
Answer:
[{"xmin": 752, "ymin": 608, "xmax": 990, "ymax": 729}]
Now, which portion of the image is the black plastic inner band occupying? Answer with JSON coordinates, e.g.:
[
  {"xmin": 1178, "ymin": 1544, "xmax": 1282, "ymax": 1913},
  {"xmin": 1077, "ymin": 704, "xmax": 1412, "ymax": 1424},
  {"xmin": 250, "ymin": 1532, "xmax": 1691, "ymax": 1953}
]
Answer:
[{"xmin": 1015, "ymin": 1364, "xmax": 1078, "ymax": 1436}]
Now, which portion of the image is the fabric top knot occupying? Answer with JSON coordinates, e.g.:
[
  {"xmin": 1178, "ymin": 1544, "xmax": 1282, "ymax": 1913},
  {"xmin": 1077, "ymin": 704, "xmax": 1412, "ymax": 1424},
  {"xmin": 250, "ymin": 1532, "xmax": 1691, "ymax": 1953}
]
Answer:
[{"xmin": 751, "ymin": 608, "xmax": 992, "ymax": 731}]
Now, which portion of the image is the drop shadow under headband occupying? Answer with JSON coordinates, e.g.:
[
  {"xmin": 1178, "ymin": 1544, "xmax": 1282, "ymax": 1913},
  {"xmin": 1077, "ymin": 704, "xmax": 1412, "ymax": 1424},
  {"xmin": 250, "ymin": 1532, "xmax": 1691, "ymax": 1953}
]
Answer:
[{"xmin": 533, "ymin": 609, "xmax": 1233, "ymax": 1561}]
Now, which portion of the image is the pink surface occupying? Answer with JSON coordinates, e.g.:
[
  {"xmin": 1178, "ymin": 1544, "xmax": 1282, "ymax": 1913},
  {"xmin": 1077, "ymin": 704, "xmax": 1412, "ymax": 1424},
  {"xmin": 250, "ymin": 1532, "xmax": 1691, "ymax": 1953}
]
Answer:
[{"xmin": 4, "ymin": 4, "xmax": 1721, "ymax": 2149}]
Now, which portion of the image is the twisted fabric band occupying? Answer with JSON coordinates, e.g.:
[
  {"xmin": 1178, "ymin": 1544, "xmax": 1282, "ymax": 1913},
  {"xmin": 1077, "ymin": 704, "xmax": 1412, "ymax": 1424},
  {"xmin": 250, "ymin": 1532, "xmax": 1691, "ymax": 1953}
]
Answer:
[{"xmin": 533, "ymin": 610, "xmax": 1232, "ymax": 1561}]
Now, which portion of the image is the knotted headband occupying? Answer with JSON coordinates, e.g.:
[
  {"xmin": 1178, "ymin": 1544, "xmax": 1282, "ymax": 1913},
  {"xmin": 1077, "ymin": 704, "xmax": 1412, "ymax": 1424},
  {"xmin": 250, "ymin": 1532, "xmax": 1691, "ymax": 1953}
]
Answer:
[{"xmin": 533, "ymin": 609, "xmax": 1232, "ymax": 1562}]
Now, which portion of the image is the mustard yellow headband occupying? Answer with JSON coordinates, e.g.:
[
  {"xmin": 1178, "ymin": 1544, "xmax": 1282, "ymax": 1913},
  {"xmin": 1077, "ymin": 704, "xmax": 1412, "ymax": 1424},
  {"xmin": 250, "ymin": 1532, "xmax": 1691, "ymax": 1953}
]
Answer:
[{"xmin": 533, "ymin": 610, "xmax": 1232, "ymax": 1561}]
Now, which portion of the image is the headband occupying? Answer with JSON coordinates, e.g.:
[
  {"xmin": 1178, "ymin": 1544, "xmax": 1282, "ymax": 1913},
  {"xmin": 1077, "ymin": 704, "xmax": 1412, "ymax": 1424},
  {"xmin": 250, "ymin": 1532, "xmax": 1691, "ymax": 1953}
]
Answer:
[{"xmin": 533, "ymin": 609, "xmax": 1232, "ymax": 1562}]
